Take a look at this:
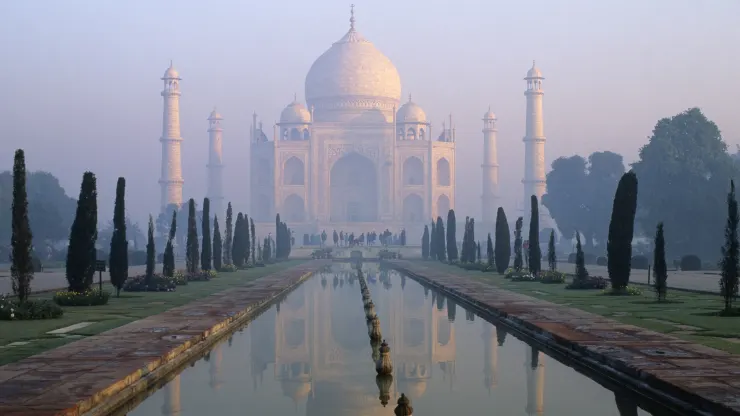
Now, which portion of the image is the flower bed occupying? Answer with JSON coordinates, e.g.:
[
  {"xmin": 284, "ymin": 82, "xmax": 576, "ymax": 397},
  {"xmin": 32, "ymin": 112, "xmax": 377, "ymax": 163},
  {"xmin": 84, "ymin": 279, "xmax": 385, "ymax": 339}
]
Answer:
[
  {"xmin": 539, "ymin": 270, "xmax": 566, "ymax": 284},
  {"xmin": 53, "ymin": 289, "xmax": 110, "ymax": 306},
  {"xmin": 566, "ymin": 275, "xmax": 609, "ymax": 290},
  {"xmin": 186, "ymin": 270, "xmax": 216, "ymax": 282},
  {"xmin": 1, "ymin": 294, "xmax": 63, "ymax": 320},
  {"xmin": 172, "ymin": 270, "xmax": 188, "ymax": 286},
  {"xmin": 219, "ymin": 264, "xmax": 238, "ymax": 273},
  {"xmin": 506, "ymin": 269, "xmax": 537, "ymax": 281},
  {"xmin": 122, "ymin": 275, "xmax": 177, "ymax": 292}
]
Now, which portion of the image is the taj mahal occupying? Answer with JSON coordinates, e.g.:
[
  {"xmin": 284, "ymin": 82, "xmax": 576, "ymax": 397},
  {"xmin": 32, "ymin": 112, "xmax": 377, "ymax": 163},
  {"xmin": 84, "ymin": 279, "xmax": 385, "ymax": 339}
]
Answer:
[{"xmin": 157, "ymin": 6, "xmax": 552, "ymax": 237}]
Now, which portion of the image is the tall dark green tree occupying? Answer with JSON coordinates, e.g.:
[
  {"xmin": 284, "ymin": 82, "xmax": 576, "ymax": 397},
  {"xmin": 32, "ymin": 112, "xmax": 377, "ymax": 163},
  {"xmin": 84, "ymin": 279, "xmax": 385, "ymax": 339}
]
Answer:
[
  {"xmin": 250, "ymin": 217, "xmax": 256, "ymax": 264},
  {"xmin": 494, "ymin": 208, "xmax": 511, "ymax": 273},
  {"xmin": 275, "ymin": 214, "xmax": 282, "ymax": 257},
  {"xmin": 720, "ymin": 180, "xmax": 739, "ymax": 313},
  {"xmin": 547, "ymin": 230, "xmax": 556, "ymax": 272},
  {"xmin": 224, "ymin": 202, "xmax": 233, "ymax": 265},
  {"xmin": 186, "ymin": 198, "xmax": 199, "ymax": 274},
  {"xmin": 66, "ymin": 172, "xmax": 98, "ymax": 292},
  {"xmin": 243, "ymin": 214, "xmax": 252, "ymax": 264},
  {"xmin": 468, "ymin": 218, "xmax": 477, "ymax": 263},
  {"xmin": 607, "ymin": 171, "xmax": 638, "ymax": 291},
  {"xmin": 201, "ymin": 198, "xmax": 212, "ymax": 271},
  {"xmin": 575, "ymin": 231, "xmax": 588, "ymax": 280},
  {"xmin": 486, "ymin": 234, "xmax": 494, "ymax": 267},
  {"xmin": 429, "ymin": 220, "xmax": 437, "ymax": 260},
  {"xmin": 447, "ymin": 209, "xmax": 458, "ymax": 262},
  {"xmin": 109, "ymin": 177, "xmax": 128, "ymax": 296},
  {"xmin": 145, "ymin": 215, "xmax": 155, "ymax": 285},
  {"xmin": 653, "ymin": 222, "xmax": 667, "ymax": 301},
  {"xmin": 513, "ymin": 217, "xmax": 523, "ymax": 272},
  {"xmin": 232, "ymin": 213, "xmax": 244, "ymax": 268},
  {"xmin": 10, "ymin": 149, "xmax": 33, "ymax": 302},
  {"xmin": 476, "ymin": 241, "xmax": 481, "ymax": 263},
  {"xmin": 162, "ymin": 211, "xmax": 176, "ymax": 277},
  {"xmin": 422, "ymin": 225, "xmax": 430, "ymax": 259},
  {"xmin": 528, "ymin": 195, "xmax": 542, "ymax": 275},
  {"xmin": 213, "ymin": 216, "xmax": 222, "ymax": 271},
  {"xmin": 436, "ymin": 216, "xmax": 446, "ymax": 262}
]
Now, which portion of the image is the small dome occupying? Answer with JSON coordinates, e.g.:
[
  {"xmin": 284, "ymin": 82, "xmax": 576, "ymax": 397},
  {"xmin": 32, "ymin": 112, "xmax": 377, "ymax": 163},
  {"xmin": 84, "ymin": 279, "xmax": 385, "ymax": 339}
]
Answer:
[
  {"xmin": 396, "ymin": 96, "xmax": 427, "ymax": 123},
  {"xmin": 526, "ymin": 61, "xmax": 543, "ymax": 79},
  {"xmin": 280, "ymin": 100, "xmax": 311, "ymax": 124},
  {"xmin": 163, "ymin": 62, "xmax": 180, "ymax": 79},
  {"xmin": 208, "ymin": 108, "xmax": 222, "ymax": 120},
  {"xmin": 483, "ymin": 107, "xmax": 496, "ymax": 120}
]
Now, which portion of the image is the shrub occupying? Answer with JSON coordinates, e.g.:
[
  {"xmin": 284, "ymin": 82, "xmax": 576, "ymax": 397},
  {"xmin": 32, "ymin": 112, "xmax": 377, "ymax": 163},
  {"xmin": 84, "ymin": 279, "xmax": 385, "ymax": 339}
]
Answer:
[
  {"xmin": 540, "ymin": 270, "xmax": 566, "ymax": 284},
  {"xmin": 0, "ymin": 294, "xmax": 64, "ymax": 320},
  {"xmin": 566, "ymin": 275, "xmax": 609, "ymax": 290},
  {"xmin": 219, "ymin": 264, "xmax": 238, "ymax": 273},
  {"xmin": 187, "ymin": 270, "xmax": 215, "ymax": 282},
  {"xmin": 172, "ymin": 270, "xmax": 188, "ymax": 286},
  {"xmin": 680, "ymin": 255, "xmax": 702, "ymax": 271},
  {"xmin": 596, "ymin": 256, "xmax": 607, "ymax": 266},
  {"xmin": 123, "ymin": 274, "xmax": 177, "ymax": 292},
  {"xmin": 53, "ymin": 289, "xmax": 110, "ymax": 306},
  {"xmin": 603, "ymin": 286, "xmax": 643, "ymax": 296},
  {"xmin": 129, "ymin": 250, "xmax": 147, "ymax": 266},
  {"xmin": 631, "ymin": 255, "xmax": 649, "ymax": 270}
]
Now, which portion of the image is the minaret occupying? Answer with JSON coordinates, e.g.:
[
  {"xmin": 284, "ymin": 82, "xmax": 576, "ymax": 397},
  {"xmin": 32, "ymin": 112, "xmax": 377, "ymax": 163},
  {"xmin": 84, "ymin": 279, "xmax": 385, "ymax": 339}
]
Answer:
[
  {"xmin": 522, "ymin": 61, "xmax": 546, "ymax": 221},
  {"xmin": 525, "ymin": 346, "xmax": 545, "ymax": 415},
  {"xmin": 207, "ymin": 108, "xmax": 224, "ymax": 217},
  {"xmin": 482, "ymin": 322, "xmax": 498, "ymax": 394},
  {"xmin": 159, "ymin": 61, "xmax": 184, "ymax": 211},
  {"xmin": 481, "ymin": 108, "xmax": 499, "ymax": 225},
  {"xmin": 161, "ymin": 374, "xmax": 182, "ymax": 416}
]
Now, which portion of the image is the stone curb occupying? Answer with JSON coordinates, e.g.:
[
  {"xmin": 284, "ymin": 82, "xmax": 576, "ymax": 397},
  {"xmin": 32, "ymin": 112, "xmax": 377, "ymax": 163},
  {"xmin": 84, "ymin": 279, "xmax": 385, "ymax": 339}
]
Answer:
[{"xmin": 388, "ymin": 261, "xmax": 735, "ymax": 416}]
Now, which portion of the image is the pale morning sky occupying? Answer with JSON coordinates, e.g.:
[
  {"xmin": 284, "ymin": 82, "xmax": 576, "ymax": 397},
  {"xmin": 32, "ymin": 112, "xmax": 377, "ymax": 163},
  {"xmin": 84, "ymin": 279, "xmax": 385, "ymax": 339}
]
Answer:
[{"xmin": 0, "ymin": 0, "xmax": 738, "ymax": 226}]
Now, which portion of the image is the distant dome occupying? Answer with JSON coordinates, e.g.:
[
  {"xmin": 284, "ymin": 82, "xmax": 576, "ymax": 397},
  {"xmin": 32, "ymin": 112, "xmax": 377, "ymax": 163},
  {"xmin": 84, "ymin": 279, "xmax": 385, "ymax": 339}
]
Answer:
[
  {"xmin": 397, "ymin": 96, "xmax": 427, "ymax": 123},
  {"xmin": 208, "ymin": 108, "xmax": 223, "ymax": 120},
  {"xmin": 526, "ymin": 61, "xmax": 543, "ymax": 79},
  {"xmin": 483, "ymin": 107, "xmax": 496, "ymax": 120},
  {"xmin": 280, "ymin": 100, "xmax": 311, "ymax": 124},
  {"xmin": 163, "ymin": 62, "xmax": 180, "ymax": 79}
]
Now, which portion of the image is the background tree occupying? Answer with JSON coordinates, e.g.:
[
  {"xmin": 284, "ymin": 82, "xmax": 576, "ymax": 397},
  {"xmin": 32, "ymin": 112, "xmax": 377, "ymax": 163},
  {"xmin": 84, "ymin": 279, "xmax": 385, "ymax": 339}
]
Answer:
[
  {"xmin": 162, "ymin": 211, "xmax": 176, "ymax": 277},
  {"xmin": 232, "ymin": 213, "xmax": 244, "ymax": 268},
  {"xmin": 243, "ymin": 214, "xmax": 252, "ymax": 264},
  {"xmin": 145, "ymin": 215, "xmax": 155, "ymax": 285},
  {"xmin": 633, "ymin": 108, "xmax": 736, "ymax": 260},
  {"xmin": 10, "ymin": 149, "xmax": 33, "ymax": 302},
  {"xmin": 513, "ymin": 217, "xmax": 523, "ymax": 271},
  {"xmin": 528, "ymin": 195, "xmax": 541, "ymax": 275},
  {"xmin": 429, "ymin": 220, "xmax": 437, "ymax": 260},
  {"xmin": 575, "ymin": 231, "xmax": 588, "ymax": 280},
  {"xmin": 109, "ymin": 177, "xmax": 128, "ymax": 297},
  {"xmin": 542, "ymin": 156, "xmax": 588, "ymax": 248},
  {"xmin": 213, "ymin": 216, "xmax": 222, "ymax": 271},
  {"xmin": 99, "ymin": 217, "xmax": 144, "ymax": 254},
  {"xmin": 186, "ymin": 198, "xmax": 199, "ymax": 274},
  {"xmin": 476, "ymin": 241, "xmax": 481, "ymax": 263},
  {"xmin": 250, "ymin": 217, "xmax": 256, "ymax": 265},
  {"xmin": 201, "ymin": 198, "xmax": 212, "ymax": 271},
  {"xmin": 66, "ymin": 172, "xmax": 98, "ymax": 292},
  {"xmin": 494, "ymin": 208, "xmax": 511, "ymax": 273},
  {"xmin": 460, "ymin": 218, "xmax": 468, "ymax": 262},
  {"xmin": 720, "ymin": 180, "xmax": 739, "ymax": 313},
  {"xmin": 436, "ymin": 216, "xmax": 446, "ymax": 262},
  {"xmin": 607, "ymin": 171, "xmax": 638, "ymax": 291},
  {"xmin": 447, "ymin": 209, "xmax": 458, "ymax": 262},
  {"xmin": 547, "ymin": 230, "xmax": 556, "ymax": 271},
  {"xmin": 468, "ymin": 218, "xmax": 477, "ymax": 263},
  {"xmin": 422, "ymin": 225, "xmax": 430, "ymax": 259},
  {"xmin": 224, "ymin": 202, "xmax": 233, "ymax": 264},
  {"xmin": 653, "ymin": 222, "xmax": 667, "ymax": 301},
  {"xmin": 486, "ymin": 234, "xmax": 494, "ymax": 267},
  {"xmin": 584, "ymin": 152, "xmax": 625, "ymax": 250}
]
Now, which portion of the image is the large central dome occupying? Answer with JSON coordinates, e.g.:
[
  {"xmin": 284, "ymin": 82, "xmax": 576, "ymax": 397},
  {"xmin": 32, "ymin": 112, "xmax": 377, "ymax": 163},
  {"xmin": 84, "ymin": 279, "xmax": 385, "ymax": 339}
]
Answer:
[{"xmin": 304, "ymin": 10, "xmax": 402, "ymax": 122}]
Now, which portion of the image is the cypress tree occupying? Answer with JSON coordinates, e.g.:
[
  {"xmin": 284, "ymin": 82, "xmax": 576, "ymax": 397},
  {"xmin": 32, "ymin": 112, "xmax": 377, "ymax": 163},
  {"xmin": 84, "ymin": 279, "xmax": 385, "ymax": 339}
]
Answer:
[
  {"xmin": 224, "ymin": 202, "xmax": 233, "ymax": 265},
  {"xmin": 213, "ymin": 216, "xmax": 222, "ymax": 272},
  {"xmin": 461, "ymin": 217, "xmax": 469, "ymax": 262},
  {"xmin": 145, "ymin": 215, "xmax": 155, "ymax": 285},
  {"xmin": 162, "ymin": 211, "xmax": 176, "ymax": 277},
  {"xmin": 575, "ymin": 231, "xmax": 589, "ymax": 280},
  {"xmin": 232, "ymin": 213, "xmax": 244, "ymax": 268},
  {"xmin": 109, "ymin": 177, "xmax": 128, "ymax": 296},
  {"xmin": 494, "ymin": 207, "xmax": 511, "ymax": 274},
  {"xmin": 186, "ymin": 198, "xmax": 199, "ymax": 274},
  {"xmin": 528, "ymin": 195, "xmax": 541, "ymax": 275},
  {"xmin": 436, "ymin": 216, "xmax": 446, "ymax": 262},
  {"xmin": 66, "ymin": 172, "xmax": 98, "ymax": 292},
  {"xmin": 476, "ymin": 241, "xmax": 481, "ymax": 263},
  {"xmin": 250, "ymin": 217, "xmax": 256, "ymax": 264},
  {"xmin": 547, "ymin": 229, "xmax": 557, "ymax": 272},
  {"xmin": 275, "ymin": 214, "xmax": 281, "ymax": 258},
  {"xmin": 243, "ymin": 214, "xmax": 251, "ymax": 265},
  {"xmin": 653, "ymin": 222, "xmax": 667, "ymax": 301},
  {"xmin": 486, "ymin": 233, "xmax": 494, "ymax": 267},
  {"xmin": 10, "ymin": 149, "xmax": 33, "ymax": 302},
  {"xmin": 607, "ymin": 171, "xmax": 638, "ymax": 291},
  {"xmin": 720, "ymin": 180, "xmax": 739, "ymax": 313},
  {"xmin": 429, "ymin": 221, "xmax": 437, "ymax": 260},
  {"xmin": 467, "ymin": 218, "xmax": 477, "ymax": 263},
  {"xmin": 513, "ymin": 217, "xmax": 523, "ymax": 272},
  {"xmin": 422, "ymin": 225, "xmax": 430, "ymax": 259},
  {"xmin": 201, "ymin": 198, "xmax": 211, "ymax": 271},
  {"xmin": 447, "ymin": 209, "xmax": 458, "ymax": 262}
]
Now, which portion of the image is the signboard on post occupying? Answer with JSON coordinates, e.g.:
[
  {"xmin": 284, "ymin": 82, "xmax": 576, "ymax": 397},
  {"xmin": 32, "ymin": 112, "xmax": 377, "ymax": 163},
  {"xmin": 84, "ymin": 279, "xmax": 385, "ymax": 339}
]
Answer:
[{"xmin": 95, "ymin": 260, "xmax": 106, "ymax": 272}]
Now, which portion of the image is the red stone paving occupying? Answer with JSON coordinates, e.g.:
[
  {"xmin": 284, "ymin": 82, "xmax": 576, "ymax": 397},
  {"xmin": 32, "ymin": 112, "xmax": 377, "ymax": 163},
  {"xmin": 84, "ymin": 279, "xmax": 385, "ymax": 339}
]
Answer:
[
  {"xmin": 0, "ymin": 260, "xmax": 329, "ymax": 416},
  {"xmin": 390, "ymin": 260, "xmax": 740, "ymax": 415}
]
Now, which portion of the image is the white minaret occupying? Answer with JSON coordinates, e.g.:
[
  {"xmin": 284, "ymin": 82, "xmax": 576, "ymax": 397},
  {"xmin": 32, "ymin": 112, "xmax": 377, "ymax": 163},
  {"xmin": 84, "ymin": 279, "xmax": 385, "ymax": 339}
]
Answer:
[
  {"xmin": 207, "ymin": 108, "xmax": 224, "ymax": 217},
  {"xmin": 159, "ymin": 61, "xmax": 184, "ymax": 211},
  {"xmin": 481, "ymin": 108, "xmax": 499, "ymax": 225},
  {"xmin": 522, "ymin": 61, "xmax": 550, "ymax": 225}
]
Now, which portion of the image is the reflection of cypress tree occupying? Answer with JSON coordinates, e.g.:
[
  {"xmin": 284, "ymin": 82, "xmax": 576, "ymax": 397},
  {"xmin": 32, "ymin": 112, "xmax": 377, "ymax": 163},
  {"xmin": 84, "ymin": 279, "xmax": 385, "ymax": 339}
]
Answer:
[
  {"xmin": 447, "ymin": 299, "xmax": 457, "ymax": 322},
  {"xmin": 401, "ymin": 275, "xmax": 406, "ymax": 289},
  {"xmin": 530, "ymin": 346, "xmax": 539, "ymax": 368},
  {"xmin": 424, "ymin": 286, "xmax": 429, "ymax": 298},
  {"xmin": 465, "ymin": 309, "xmax": 475, "ymax": 322},
  {"xmin": 614, "ymin": 391, "xmax": 639, "ymax": 416},
  {"xmin": 495, "ymin": 324, "xmax": 507, "ymax": 346},
  {"xmin": 436, "ymin": 294, "xmax": 445, "ymax": 311},
  {"xmin": 333, "ymin": 276, "xmax": 338, "ymax": 289}
]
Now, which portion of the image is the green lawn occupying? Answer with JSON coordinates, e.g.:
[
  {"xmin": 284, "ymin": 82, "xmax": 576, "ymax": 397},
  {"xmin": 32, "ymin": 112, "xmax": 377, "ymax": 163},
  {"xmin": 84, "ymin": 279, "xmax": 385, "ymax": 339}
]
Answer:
[
  {"xmin": 0, "ymin": 260, "xmax": 303, "ymax": 365},
  {"xmin": 422, "ymin": 262, "xmax": 740, "ymax": 354}
]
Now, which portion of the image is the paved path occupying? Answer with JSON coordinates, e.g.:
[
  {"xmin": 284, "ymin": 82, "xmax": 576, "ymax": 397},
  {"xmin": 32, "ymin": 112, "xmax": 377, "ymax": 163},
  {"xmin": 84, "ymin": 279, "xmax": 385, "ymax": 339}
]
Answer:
[
  {"xmin": 391, "ymin": 260, "xmax": 740, "ymax": 415},
  {"xmin": 0, "ymin": 260, "xmax": 327, "ymax": 416},
  {"xmin": 555, "ymin": 261, "xmax": 722, "ymax": 293}
]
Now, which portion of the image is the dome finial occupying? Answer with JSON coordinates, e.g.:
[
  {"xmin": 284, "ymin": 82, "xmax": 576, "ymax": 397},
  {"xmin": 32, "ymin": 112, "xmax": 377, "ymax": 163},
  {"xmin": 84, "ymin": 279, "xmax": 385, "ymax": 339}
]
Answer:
[{"xmin": 350, "ymin": 4, "xmax": 356, "ymax": 30}]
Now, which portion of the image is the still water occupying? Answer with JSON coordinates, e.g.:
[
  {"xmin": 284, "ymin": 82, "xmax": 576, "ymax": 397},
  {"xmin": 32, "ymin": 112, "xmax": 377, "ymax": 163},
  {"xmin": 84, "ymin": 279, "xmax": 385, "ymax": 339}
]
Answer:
[{"xmin": 128, "ymin": 262, "xmax": 655, "ymax": 415}]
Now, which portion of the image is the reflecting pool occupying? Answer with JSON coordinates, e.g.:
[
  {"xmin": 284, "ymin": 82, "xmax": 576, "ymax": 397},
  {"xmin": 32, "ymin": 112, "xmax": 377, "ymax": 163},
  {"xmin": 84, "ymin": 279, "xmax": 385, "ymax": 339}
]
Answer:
[{"xmin": 127, "ymin": 262, "xmax": 657, "ymax": 415}]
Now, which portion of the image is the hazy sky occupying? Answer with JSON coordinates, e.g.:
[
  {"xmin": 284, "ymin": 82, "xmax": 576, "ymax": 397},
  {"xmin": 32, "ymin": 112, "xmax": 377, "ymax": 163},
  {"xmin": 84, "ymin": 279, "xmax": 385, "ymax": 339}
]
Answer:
[{"xmin": 1, "ymin": 0, "xmax": 738, "ymax": 226}]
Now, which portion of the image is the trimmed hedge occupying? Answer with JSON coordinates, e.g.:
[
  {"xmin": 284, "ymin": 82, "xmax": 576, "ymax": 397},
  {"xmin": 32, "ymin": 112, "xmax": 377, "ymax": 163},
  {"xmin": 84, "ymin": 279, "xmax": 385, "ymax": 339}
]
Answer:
[
  {"xmin": 0, "ymin": 295, "xmax": 64, "ymax": 320},
  {"xmin": 631, "ymin": 255, "xmax": 649, "ymax": 270},
  {"xmin": 53, "ymin": 289, "xmax": 110, "ymax": 306},
  {"xmin": 680, "ymin": 255, "xmax": 701, "ymax": 271},
  {"xmin": 596, "ymin": 256, "xmax": 607, "ymax": 266}
]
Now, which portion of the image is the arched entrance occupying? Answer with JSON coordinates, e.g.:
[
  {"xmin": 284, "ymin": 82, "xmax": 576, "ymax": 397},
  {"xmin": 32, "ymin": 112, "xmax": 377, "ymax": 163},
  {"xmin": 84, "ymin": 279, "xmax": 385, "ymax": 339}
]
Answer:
[
  {"xmin": 283, "ymin": 157, "xmax": 305, "ymax": 185},
  {"xmin": 403, "ymin": 157, "xmax": 424, "ymax": 185},
  {"xmin": 437, "ymin": 194, "xmax": 450, "ymax": 218},
  {"xmin": 284, "ymin": 194, "xmax": 306, "ymax": 222},
  {"xmin": 330, "ymin": 153, "xmax": 377, "ymax": 222},
  {"xmin": 402, "ymin": 194, "xmax": 424, "ymax": 223}
]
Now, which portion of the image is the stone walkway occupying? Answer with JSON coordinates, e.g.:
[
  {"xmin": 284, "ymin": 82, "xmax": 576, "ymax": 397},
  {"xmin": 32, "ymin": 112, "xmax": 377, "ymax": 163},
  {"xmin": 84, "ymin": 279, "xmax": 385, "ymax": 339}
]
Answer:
[
  {"xmin": 391, "ymin": 260, "xmax": 740, "ymax": 415},
  {"xmin": 0, "ymin": 260, "xmax": 328, "ymax": 416}
]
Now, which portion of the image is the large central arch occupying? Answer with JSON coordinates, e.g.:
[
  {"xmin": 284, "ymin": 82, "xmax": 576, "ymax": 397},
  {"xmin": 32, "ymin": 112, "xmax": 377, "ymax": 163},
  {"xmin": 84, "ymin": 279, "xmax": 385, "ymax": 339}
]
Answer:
[{"xmin": 330, "ymin": 153, "xmax": 378, "ymax": 222}]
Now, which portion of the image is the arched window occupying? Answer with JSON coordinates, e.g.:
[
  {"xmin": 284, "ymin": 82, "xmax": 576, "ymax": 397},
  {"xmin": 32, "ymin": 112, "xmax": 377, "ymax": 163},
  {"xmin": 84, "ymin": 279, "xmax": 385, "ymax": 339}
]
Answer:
[
  {"xmin": 303, "ymin": 129, "xmax": 310, "ymax": 140},
  {"xmin": 437, "ymin": 158, "xmax": 451, "ymax": 186},
  {"xmin": 406, "ymin": 128, "xmax": 417, "ymax": 141},
  {"xmin": 419, "ymin": 128, "xmax": 425, "ymax": 140},
  {"xmin": 290, "ymin": 128, "xmax": 301, "ymax": 141},
  {"xmin": 283, "ymin": 157, "xmax": 305, "ymax": 185}
]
